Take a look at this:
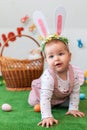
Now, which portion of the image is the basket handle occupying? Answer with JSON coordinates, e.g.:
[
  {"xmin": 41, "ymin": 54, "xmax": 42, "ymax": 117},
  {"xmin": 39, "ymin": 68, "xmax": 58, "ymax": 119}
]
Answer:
[{"xmin": 0, "ymin": 34, "xmax": 41, "ymax": 57}]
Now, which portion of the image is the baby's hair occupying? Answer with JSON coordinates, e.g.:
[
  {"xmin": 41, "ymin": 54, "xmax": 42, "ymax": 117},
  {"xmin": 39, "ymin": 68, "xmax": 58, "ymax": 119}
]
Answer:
[
  {"xmin": 41, "ymin": 34, "xmax": 69, "ymax": 52},
  {"xmin": 43, "ymin": 38, "xmax": 70, "ymax": 58}
]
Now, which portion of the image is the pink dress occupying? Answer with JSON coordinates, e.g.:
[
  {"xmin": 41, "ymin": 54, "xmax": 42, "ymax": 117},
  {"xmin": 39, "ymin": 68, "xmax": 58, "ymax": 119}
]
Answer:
[{"xmin": 28, "ymin": 64, "xmax": 84, "ymax": 119}]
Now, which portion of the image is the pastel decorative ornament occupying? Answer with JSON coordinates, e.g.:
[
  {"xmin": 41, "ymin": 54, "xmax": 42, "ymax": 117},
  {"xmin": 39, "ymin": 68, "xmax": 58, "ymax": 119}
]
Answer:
[
  {"xmin": 1, "ymin": 103, "xmax": 12, "ymax": 112},
  {"xmin": 29, "ymin": 24, "xmax": 36, "ymax": 32},
  {"xmin": 77, "ymin": 39, "xmax": 83, "ymax": 48},
  {"xmin": 20, "ymin": 15, "xmax": 29, "ymax": 23}
]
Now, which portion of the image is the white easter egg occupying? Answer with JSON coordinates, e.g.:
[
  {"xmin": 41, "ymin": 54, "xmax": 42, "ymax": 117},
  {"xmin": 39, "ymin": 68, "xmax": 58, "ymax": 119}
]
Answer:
[{"xmin": 1, "ymin": 103, "xmax": 12, "ymax": 112}]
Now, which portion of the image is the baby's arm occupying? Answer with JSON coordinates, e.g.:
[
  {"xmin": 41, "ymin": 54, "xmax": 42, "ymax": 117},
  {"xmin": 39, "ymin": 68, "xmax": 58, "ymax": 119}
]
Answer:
[
  {"xmin": 39, "ymin": 88, "xmax": 58, "ymax": 127},
  {"xmin": 38, "ymin": 70, "xmax": 58, "ymax": 127},
  {"xmin": 66, "ymin": 73, "xmax": 85, "ymax": 117}
]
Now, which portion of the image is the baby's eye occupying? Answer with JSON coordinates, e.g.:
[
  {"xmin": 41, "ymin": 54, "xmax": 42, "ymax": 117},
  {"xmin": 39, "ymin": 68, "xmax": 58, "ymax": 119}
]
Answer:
[
  {"xmin": 49, "ymin": 55, "xmax": 54, "ymax": 58},
  {"xmin": 59, "ymin": 52, "xmax": 64, "ymax": 56}
]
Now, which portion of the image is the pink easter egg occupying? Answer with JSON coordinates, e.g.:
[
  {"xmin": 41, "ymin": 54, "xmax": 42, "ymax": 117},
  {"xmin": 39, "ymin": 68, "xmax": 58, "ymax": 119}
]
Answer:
[{"xmin": 1, "ymin": 103, "xmax": 12, "ymax": 112}]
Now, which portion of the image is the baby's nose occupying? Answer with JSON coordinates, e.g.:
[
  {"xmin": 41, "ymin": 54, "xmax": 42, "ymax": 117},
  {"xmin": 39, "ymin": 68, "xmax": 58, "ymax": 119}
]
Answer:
[{"xmin": 54, "ymin": 55, "xmax": 59, "ymax": 60}]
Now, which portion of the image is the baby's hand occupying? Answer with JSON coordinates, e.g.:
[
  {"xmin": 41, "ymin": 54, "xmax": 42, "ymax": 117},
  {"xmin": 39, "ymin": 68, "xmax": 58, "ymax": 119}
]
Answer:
[
  {"xmin": 37, "ymin": 117, "xmax": 58, "ymax": 128},
  {"xmin": 66, "ymin": 110, "xmax": 85, "ymax": 117}
]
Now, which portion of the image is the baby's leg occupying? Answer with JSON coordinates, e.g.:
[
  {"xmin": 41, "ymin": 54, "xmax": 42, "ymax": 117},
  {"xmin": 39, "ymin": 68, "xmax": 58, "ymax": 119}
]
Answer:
[{"xmin": 28, "ymin": 87, "xmax": 40, "ymax": 106}]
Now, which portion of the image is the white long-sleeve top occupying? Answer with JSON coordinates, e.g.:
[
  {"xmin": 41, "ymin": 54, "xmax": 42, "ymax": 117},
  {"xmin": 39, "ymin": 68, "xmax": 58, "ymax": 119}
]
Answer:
[{"xmin": 40, "ymin": 68, "xmax": 80, "ymax": 119}]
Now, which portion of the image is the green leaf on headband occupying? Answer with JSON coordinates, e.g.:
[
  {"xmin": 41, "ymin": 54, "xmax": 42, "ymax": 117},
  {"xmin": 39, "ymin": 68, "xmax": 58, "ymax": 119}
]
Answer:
[
  {"xmin": 59, "ymin": 37, "xmax": 68, "ymax": 44},
  {"xmin": 41, "ymin": 42, "xmax": 45, "ymax": 52}
]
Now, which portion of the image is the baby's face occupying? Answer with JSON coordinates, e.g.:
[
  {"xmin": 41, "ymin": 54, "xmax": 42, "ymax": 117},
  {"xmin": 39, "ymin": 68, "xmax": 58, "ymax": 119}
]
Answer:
[{"xmin": 45, "ymin": 41, "xmax": 71, "ymax": 73}]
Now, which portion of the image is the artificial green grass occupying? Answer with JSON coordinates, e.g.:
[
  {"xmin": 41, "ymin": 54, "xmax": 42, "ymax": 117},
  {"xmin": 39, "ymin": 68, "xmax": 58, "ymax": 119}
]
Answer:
[{"xmin": 0, "ymin": 76, "xmax": 87, "ymax": 130}]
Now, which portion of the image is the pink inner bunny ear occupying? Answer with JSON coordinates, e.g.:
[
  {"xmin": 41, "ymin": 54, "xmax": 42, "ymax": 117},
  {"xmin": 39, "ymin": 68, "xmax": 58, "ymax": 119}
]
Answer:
[
  {"xmin": 57, "ymin": 15, "xmax": 62, "ymax": 35},
  {"xmin": 55, "ymin": 6, "xmax": 66, "ymax": 35},
  {"xmin": 38, "ymin": 18, "xmax": 47, "ymax": 37},
  {"xmin": 33, "ymin": 11, "xmax": 50, "ymax": 38}
]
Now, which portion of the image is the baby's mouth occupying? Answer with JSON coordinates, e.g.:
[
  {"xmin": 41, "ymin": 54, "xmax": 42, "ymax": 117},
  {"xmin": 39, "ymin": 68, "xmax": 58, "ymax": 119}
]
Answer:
[{"xmin": 55, "ymin": 63, "xmax": 62, "ymax": 67}]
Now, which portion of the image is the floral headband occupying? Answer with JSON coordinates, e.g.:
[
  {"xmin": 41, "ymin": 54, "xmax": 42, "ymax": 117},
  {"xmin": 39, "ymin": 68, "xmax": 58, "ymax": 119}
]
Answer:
[{"xmin": 41, "ymin": 34, "xmax": 68, "ymax": 52}]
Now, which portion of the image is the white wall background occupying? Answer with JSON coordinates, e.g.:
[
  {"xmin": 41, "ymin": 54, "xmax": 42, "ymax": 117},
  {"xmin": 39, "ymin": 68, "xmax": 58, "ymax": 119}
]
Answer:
[{"xmin": 0, "ymin": 0, "xmax": 87, "ymax": 74}]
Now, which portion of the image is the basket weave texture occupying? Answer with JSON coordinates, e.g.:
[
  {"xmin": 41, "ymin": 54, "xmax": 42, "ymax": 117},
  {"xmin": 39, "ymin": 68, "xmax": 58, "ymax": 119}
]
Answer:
[{"xmin": 0, "ymin": 34, "xmax": 44, "ymax": 91}]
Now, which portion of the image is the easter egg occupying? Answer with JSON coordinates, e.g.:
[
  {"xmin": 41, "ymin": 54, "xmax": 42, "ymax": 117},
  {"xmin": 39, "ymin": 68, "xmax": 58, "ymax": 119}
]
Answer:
[
  {"xmin": 80, "ymin": 93, "xmax": 86, "ymax": 100},
  {"xmin": 1, "ymin": 103, "xmax": 12, "ymax": 112},
  {"xmin": 34, "ymin": 104, "xmax": 40, "ymax": 112}
]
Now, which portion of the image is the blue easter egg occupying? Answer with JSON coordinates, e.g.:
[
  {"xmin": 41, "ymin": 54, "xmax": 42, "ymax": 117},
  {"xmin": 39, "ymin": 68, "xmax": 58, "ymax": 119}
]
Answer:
[{"xmin": 80, "ymin": 93, "xmax": 86, "ymax": 100}]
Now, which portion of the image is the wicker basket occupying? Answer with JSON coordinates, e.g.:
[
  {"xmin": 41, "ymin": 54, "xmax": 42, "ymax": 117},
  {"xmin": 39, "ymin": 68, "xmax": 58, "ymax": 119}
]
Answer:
[{"xmin": 0, "ymin": 34, "xmax": 44, "ymax": 91}]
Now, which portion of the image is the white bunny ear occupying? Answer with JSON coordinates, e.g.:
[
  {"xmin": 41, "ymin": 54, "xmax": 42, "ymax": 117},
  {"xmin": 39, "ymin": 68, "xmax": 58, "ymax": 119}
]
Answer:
[
  {"xmin": 33, "ymin": 11, "xmax": 50, "ymax": 38},
  {"xmin": 55, "ymin": 6, "xmax": 66, "ymax": 35}
]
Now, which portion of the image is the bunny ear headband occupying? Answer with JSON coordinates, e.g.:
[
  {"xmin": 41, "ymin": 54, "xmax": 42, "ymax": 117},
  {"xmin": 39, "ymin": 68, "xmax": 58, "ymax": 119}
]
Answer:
[{"xmin": 33, "ymin": 6, "xmax": 68, "ymax": 51}]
